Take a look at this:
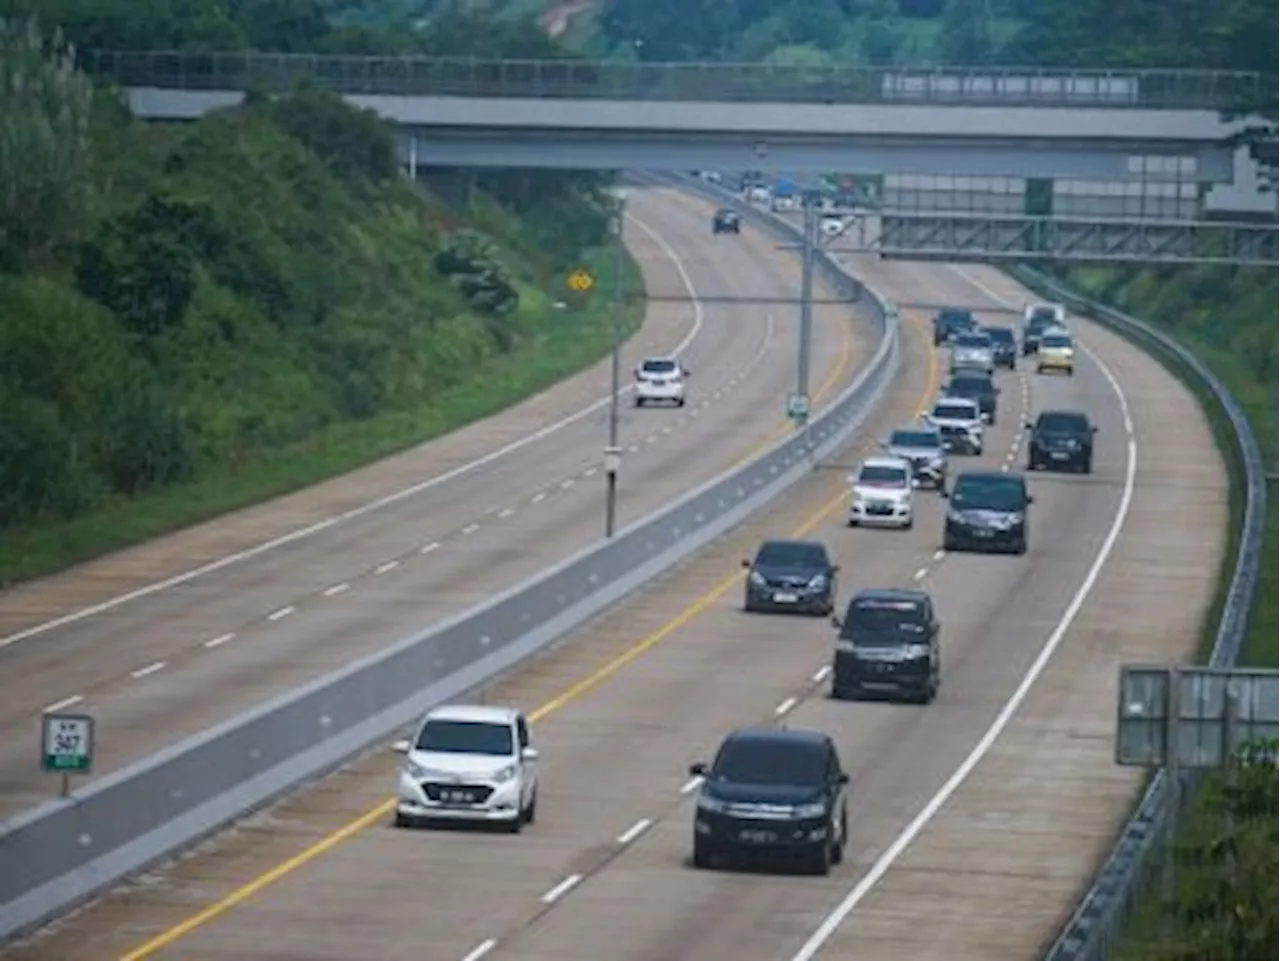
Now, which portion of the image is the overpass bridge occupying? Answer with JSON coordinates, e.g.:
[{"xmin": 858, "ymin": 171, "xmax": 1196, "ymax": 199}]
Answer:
[{"xmin": 94, "ymin": 51, "xmax": 1277, "ymax": 265}]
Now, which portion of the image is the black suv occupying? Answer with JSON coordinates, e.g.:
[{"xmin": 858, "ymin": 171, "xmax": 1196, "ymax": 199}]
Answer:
[
  {"xmin": 1022, "ymin": 308, "xmax": 1061, "ymax": 355},
  {"xmin": 1027, "ymin": 409, "xmax": 1096, "ymax": 473},
  {"xmin": 984, "ymin": 325, "xmax": 1017, "ymax": 368},
  {"xmin": 943, "ymin": 470, "xmax": 1034, "ymax": 554},
  {"xmin": 689, "ymin": 727, "xmax": 848, "ymax": 874},
  {"xmin": 830, "ymin": 588, "xmax": 940, "ymax": 703},
  {"xmin": 932, "ymin": 308, "xmax": 976, "ymax": 346},
  {"xmin": 945, "ymin": 372, "xmax": 1001, "ymax": 424},
  {"xmin": 712, "ymin": 208, "xmax": 741, "ymax": 234},
  {"xmin": 743, "ymin": 539, "xmax": 838, "ymax": 615}
]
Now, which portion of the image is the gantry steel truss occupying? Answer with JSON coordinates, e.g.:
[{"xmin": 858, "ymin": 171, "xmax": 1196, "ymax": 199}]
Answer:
[{"xmin": 828, "ymin": 212, "xmax": 1278, "ymax": 266}]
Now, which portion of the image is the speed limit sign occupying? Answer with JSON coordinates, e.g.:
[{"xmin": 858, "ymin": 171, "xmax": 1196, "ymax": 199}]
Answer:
[{"xmin": 41, "ymin": 713, "xmax": 95, "ymax": 774}]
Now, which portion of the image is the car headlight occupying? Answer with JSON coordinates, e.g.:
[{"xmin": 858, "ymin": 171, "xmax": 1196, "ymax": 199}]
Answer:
[
  {"xmin": 793, "ymin": 801, "xmax": 827, "ymax": 819},
  {"xmin": 947, "ymin": 508, "xmax": 966, "ymax": 524},
  {"xmin": 404, "ymin": 759, "xmax": 430, "ymax": 779},
  {"xmin": 491, "ymin": 763, "xmax": 518, "ymax": 784},
  {"xmin": 1065, "ymin": 439, "xmax": 1079, "ymax": 450},
  {"xmin": 697, "ymin": 794, "xmax": 728, "ymax": 813},
  {"xmin": 902, "ymin": 643, "xmax": 932, "ymax": 659},
  {"xmin": 749, "ymin": 570, "xmax": 766, "ymax": 587},
  {"xmin": 808, "ymin": 574, "xmax": 827, "ymax": 589}
]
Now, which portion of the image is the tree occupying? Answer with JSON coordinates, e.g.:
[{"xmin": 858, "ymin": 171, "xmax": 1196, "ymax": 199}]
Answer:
[{"xmin": 0, "ymin": 15, "xmax": 94, "ymax": 271}]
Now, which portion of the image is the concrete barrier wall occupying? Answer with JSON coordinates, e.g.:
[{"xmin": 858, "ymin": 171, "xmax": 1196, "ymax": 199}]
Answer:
[{"xmin": 0, "ymin": 183, "xmax": 902, "ymax": 941}]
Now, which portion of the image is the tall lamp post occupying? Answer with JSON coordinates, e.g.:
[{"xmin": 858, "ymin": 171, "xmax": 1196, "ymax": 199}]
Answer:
[{"xmin": 604, "ymin": 187, "xmax": 627, "ymax": 539}]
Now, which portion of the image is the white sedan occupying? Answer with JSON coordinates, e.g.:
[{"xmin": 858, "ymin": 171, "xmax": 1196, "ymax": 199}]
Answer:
[
  {"xmin": 393, "ymin": 704, "xmax": 539, "ymax": 832},
  {"xmin": 847, "ymin": 455, "xmax": 915, "ymax": 529}
]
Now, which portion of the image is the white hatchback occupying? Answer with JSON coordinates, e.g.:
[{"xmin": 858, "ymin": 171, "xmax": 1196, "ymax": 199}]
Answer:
[
  {"xmin": 848, "ymin": 455, "xmax": 915, "ymax": 529},
  {"xmin": 634, "ymin": 357, "xmax": 688, "ymax": 407},
  {"xmin": 393, "ymin": 704, "xmax": 539, "ymax": 832}
]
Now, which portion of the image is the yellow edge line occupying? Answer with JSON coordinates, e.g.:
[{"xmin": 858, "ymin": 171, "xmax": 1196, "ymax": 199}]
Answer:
[{"xmin": 119, "ymin": 316, "xmax": 935, "ymax": 961}]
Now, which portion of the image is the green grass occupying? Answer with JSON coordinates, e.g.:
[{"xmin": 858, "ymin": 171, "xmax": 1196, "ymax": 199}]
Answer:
[
  {"xmin": 0, "ymin": 247, "xmax": 644, "ymax": 588},
  {"xmin": 1021, "ymin": 265, "xmax": 1278, "ymax": 959}
]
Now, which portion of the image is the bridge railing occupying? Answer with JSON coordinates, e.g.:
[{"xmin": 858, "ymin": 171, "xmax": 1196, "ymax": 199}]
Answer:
[{"xmin": 78, "ymin": 49, "xmax": 1264, "ymax": 110}]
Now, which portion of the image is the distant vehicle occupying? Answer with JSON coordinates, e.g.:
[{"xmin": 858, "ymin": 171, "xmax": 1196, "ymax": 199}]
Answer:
[
  {"xmin": 944, "ymin": 372, "xmax": 1001, "ymax": 425},
  {"xmin": 712, "ymin": 208, "xmax": 741, "ymax": 234},
  {"xmin": 393, "ymin": 704, "xmax": 539, "ymax": 832},
  {"xmin": 771, "ymin": 177, "xmax": 799, "ymax": 211},
  {"xmin": 1036, "ymin": 328, "xmax": 1076, "ymax": 375},
  {"xmin": 942, "ymin": 469, "xmax": 1034, "ymax": 555},
  {"xmin": 689, "ymin": 727, "xmax": 849, "ymax": 874},
  {"xmin": 882, "ymin": 426, "xmax": 948, "ymax": 490},
  {"xmin": 697, "ymin": 170, "xmax": 722, "ymax": 184},
  {"xmin": 819, "ymin": 213, "xmax": 848, "ymax": 236},
  {"xmin": 983, "ymin": 325, "xmax": 1018, "ymax": 369},
  {"xmin": 949, "ymin": 331, "xmax": 996, "ymax": 375},
  {"xmin": 634, "ymin": 356, "xmax": 688, "ymax": 407},
  {"xmin": 742, "ymin": 539, "xmax": 839, "ymax": 615},
  {"xmin": 746, "ymin": 184, "xmax": 771, "ymax": 204},
  {"xmin": 830, "ymin": 588, "xmax": 940, "ymax": 703},
  {"xmin": 1022, "ymin": 303, "xmax": 1067, "ymax": 355},
  {"xmin": 926, "ymin": 397, "xmax": 985, "ymax": 455},
  {"xmin": 932, "ymin": 308, "xmax": 977, "ymax": 346},
  {"xmin": 847, "ymin": 455, "xmax": 915, "ymax": 529},
  {"xmin": 1026, "ymin": 409, "xmax": 1096, "ymax": 473}
]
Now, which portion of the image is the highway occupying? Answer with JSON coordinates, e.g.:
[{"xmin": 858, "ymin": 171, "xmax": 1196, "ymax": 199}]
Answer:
[
  {"xmin": 0, "ymin": 186, "xmax": 869, "ymax": 820},
  {"xmin": 0, "ymin": 200, "xmax": 1226, "ymax": 961}
]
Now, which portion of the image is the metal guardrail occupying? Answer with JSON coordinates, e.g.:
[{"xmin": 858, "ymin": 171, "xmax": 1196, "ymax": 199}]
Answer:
[
  {"xmin": 1015, "ymin": 266, "xmax": 1268, "ymax": 961},
  {"xmin": 0, "ymin": 189, "xmax": 900, "ymax": 942},
  {"xmin": 78, "ymin": 50, "xmax": 1265, "ymax": 111}
]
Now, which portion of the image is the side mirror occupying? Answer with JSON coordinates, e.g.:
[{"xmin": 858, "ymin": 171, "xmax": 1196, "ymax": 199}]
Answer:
[
  {"xmin": 939, "ymin": 489, "xmax": 950, "ymax": 499},
  {"xmin": 392, "ymin": 739, "xmax": 411, "ymax": 754},
  {"xmin": 1024, "ymin": 422, "xmax": 1034, "ymax": 430},
  {"xmin": 521, "ymin": 746, "xmax": 539, "ymax": 762},
  {"xmin": 740, "ymin": 558, "xmax": 751, "ymax": 568},
  {"xmin": 1026, "ymin": 495, "xmax": 1035, "ymax": 504},
  {"xmin": 682, "ymin": 367, "xmax": 691, "ymax": 377},
  {"xmin": 688, "ymin": 762, "xmax": 708, "ymax": 777},
  {"xmin": 837, "ymin": 772, "xmax": 850, "ymax": 785},
  {"xmin": 1091, "ymin": 426, "xmax": 1098, "ymax": 433},
  {"xmin": 830, "ymin": 614, "xmax": 842, "ymax": 629},
  {"xmin": 830, "ymin": 564, "xmax": 840, "ymax": 573}
]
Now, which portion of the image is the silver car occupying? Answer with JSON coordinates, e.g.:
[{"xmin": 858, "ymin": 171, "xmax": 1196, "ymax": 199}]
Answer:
[
  {"xmin": 926, "ymin": 397, "xmax": 985, "ymax": 455},
  {"xmin": 949, "ymin": 332, "xmax": 995, "ymax": 375},
  {"xmin": 882, "ymin": 426, "xmax": 949, "ymax": 490}
]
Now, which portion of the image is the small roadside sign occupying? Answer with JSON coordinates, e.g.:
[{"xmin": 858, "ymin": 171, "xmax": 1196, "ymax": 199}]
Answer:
[
  {"xmin": 42, "ymin": 713, "xmax": 95, "ymax": 796},
  {"xmin": 565, "ymin": 268, "xmax": 594, "ymax": 293}
]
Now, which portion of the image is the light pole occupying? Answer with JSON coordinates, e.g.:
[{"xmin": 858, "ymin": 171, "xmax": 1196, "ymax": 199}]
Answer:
[
  {"xmin": 604, "ymin": 188, "xmax": 627, "ymax": 538},
  {"xmin": 790, "ymin": 192, "xmax": 819, "ymax": 443}
]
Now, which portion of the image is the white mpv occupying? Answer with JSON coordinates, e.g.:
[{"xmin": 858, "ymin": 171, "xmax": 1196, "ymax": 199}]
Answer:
[
  {"xmin": 393, "ymin": 704, "xmax": 539, "ymax": 832},
  {"xmin": 848, "ymin": 455, "xmax": 916, "ymax": 529}
]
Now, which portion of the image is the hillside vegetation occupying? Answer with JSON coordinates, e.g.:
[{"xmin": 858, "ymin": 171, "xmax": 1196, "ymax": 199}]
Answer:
[{"xmin": 0, "ymin": 8, "xmax": 634, "ymax": 583}]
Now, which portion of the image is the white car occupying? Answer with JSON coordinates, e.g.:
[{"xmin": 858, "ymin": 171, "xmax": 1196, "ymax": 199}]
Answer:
[
  {"xmin": 820, "ymin": 213, "xmax": 848, "ymax": 237},
  {"xmin": 848, "ymin": 455, "xmax": 915, "ymax": 529},
  {"xmin": 949, "ymin": 331, "xmax": 995, "ymax": 375},
  {"xmin": 1023, "ymin": 302, "xmax": 1067, "ymax": 327},
  {"xmin": 634, "ymin": 356, "xmax": 688, "ymax": 407},
  {"xmin": 926, "ymin": 397, "xmax": 985, "ymax": 455},
  {"xmin": 393, "ymin": 704, "xmax": 539, "ymax": 832},
  {"xmin": 747, "ymin": 185, "xmax": 770, "ymax": 204}
]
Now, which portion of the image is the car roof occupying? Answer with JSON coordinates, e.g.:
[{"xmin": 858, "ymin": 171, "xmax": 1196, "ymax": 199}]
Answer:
[
  {"xmin": 954, "ymin": 468, "xmax": 1026, "ymax": 484},
  {"xmin": 722, "ymin": 726, "xmax": 829, "ymax": 751},
  {"xmin": 984, "ymin": 325, "xmax": 1014, "ymax": 335},
  {"xmin": 890, "ymin": 425, "xmax": 941, "ymax": 438},
  {"xmin": 860, "ymin": 455, "xmax": 912, "ymax": 471},
  {"xmin": 424, "ymin": 704, "xmax": 519, "ymax": 725},
  {"xmin": 715, "ymin": 208, "xmax": 738, "ymax": 216},
  {"xmin": 1037, "ymin": 408, "xmax": 1090, "ymax": 421},
  {"xmin": 641, "ymin": 355, "xmax": 678, "ymax": 363},
  {"xmin": 852, "ymin": 586, "xmax": 930, "ymax": 604},
  {"xmin": 1040, "ymin": 326, "xmax": 1072, "ymax": 338},
  {"xmin": 934, "ymin": 395, "xmax": 978, "ymax": 408}
]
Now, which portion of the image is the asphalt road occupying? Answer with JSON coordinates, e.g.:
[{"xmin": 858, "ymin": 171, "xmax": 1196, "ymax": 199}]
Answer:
[
  {"xmin": 0, "ymin": 187, "xmax": 870, "ymax": 820},
  {"xmin": 1, "ymin": 243, "xmax": 1226, "ymax": 960}
]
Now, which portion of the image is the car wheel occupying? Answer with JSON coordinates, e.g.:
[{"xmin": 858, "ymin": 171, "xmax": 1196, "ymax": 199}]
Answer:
[
  {"xmin": 393, "ymin": 811, "xmax": 413, "ymax": 829},
  {"xmin": 522, "ymin": 788, "xmax": 538, "ymax": 825},
  {"xmin": 904, "ymin": 516, "xmax": 914, "ymax": 531},
  {"xmin": 943, "ymin": 535, "xmax": 958, "ymax": 553},
  {"xmin": 501, "ymin": 813, "xmax": 524, "ymax": 834},
  {"xmin": 831, "ymin": 809, "xmax": 847, "ymax": 865},
  {"xmin": 692, "ymin": 842, "xmax": 713, "ymax": 870},
  {"xmin": 1013, "ymin": 537, "xmax": 1028, "ymax": 556},
  {"xmin": 634, "ymin": 397, "xmax": 644, "ymax": 408},
  {"xmin": 807, "ymin": 838, "xmax": 832, "ymax": 876},
  {"xmin": 1082, "ymin": 457, "xmax": 1093, "ymax": 474},
  {"xmin": 676, "ymin": 398, "xmax": 686, "ymax": 407}
]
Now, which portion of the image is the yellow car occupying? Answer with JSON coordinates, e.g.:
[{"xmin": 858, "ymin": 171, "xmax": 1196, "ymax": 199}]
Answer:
[{"xmin": 1035, "ymin": 328, "xmax": 1075, "ymax": 375}]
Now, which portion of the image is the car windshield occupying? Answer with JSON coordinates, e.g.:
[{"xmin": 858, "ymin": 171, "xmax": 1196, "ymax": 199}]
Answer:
[
  {"xmin": 1037, "ymin": 412, "xmax": 1088, "ymax": 432},
  {"xmin": 712, "ymin": 738, "xmax": 826, "ymax": 786},
  {"xmin": 1029, "ymin": 307, "xmax": 1059, "ymax": 323},
  {"xmin": 1041, "ymin": 334, "xmax": 1072, "ymax": 349},
  {"xmin": 951, "ymin": 475, "xmax": 1027, "ymax": 511},
  {"xmin": 415, "ymin": 720, "xmax": 513, "ymax": 756},
  {"xmin": 641, "ymin": 359, "xmax": 677, "ymax": 374},
  {"xmin": 938, "ymin": 310, "xmax": 972, "ymax": 325},
  {"xmin": 949, "ymin": 378, "xmax": 991, "ymax": 395},
  {"xmin": 953, "ymin": 334, "xmax": 990, "ymax": 348},
  {"xmin": 933, "ymin": 403, "xmax": 975, "ymax": 420},
  {"xmin": 889, "ymin": 430, "xmax": 940, "ymax": 449},
  {"xmin": 858, "ymin": 465, "xmax": 909, "ymax": 487},
  {"xmin": 985, "ymin": 327, "xmax": 1014, "ymax": 343},
  {"xmin": 848, "ymin": 599, "xmax": 928, "ymax": 640},
  {"xmin": 756, "ymin": 541, "xmax": 827, "ymax": 567}
]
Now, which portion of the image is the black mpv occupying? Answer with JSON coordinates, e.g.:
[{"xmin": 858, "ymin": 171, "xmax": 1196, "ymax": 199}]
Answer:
[
  {"xmin": 932, "ymin": 308, "xmax": 976, "ymax": 346},
  {"xmin": 1027, "ymin": 409, "xmax": 1097, "ymax": 473},
  {"xmin": 984, "ymin": 325, "xmax": 1018, "ymax": 368},
  {"xmin": 690, "ymin": 727, "xmax": 848, "ymax": 875},
  {"xmin": 830, "ymin": 588, "xmax": 940, "ymax": 704},
  {"xmin": 943, "ymin": 470, "xmax": 1034, "ymax": 554},
  {"xmin": 743, "ymin": 539, "xmax": 838, "ymax": 616},
  {"xmin": 712, "ymin": 208, "xmax": 741, "ymax": 234},
  {"xmin": 945, "ymin": 372, "xmax": 1001, "ymax": 425}
]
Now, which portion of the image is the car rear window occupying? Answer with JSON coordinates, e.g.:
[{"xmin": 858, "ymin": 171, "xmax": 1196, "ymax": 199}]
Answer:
[
  {"xmin": 1037, "ymin": 412, "xmax": 1088, "ymax": 432},
  {"xmin": 1041, "ymin": 334, "xmax": 1072, "ymax": 348},
  {"xmin": 933, "ymin": 403, "xmax": 976, "ymax": 420},
  {"xmin": 641, "ymin": 359, "xmax": 677, "ymax": 374},
  {"xmin": 953, "ymin": 334, "xmax": 991, "ymax": 348},
  {"xmin": 712, "ymin": 738, "xmax": 826, "ymax": 786},
  {"xmin": 985, "ymin": 327, "xmax": 1014, "ymax": 343},
  {"xmin": 890, "ymin": 430, "xmax": 940, "ymax": 448},
  {"xmin": 756, "ymin": 541, "xmax": 827, "ymax": 567}
]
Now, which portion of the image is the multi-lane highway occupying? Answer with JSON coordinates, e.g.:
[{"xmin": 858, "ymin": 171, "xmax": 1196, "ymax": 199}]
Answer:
[
  {"xmin": 0, "ymin": 186, "xmax": 869, "ymax": 820},
  {"xmin": 0, "ymin": 191, "xmax": 1226, "ymax": 961}
]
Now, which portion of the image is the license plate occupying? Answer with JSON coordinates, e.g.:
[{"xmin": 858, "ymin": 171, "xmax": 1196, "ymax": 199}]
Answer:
[
  {"xmin": 973, "ymin": 529, "xmax": 993, "ymax": 538},
  {"xmin": 1051, "ymin": 451, "xmax": 1069, "ymax": 459},
  {"xmin": 773, "ymin": 592, "xmax": 798, "ymax": 603},
  {"xmin": 440, "ymin": 790, "xmax": 472, "ymax": 804},
  {"xmin": 739, "ymin": 829, "xmax": 776, "ymax": 843}
]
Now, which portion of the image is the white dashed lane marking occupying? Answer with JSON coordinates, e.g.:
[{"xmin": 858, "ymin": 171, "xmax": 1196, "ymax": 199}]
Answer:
[
  {"xmin": 374, "ymin": 561, "xmax": 400, "ymax": 575},
  {"xmin": 130, "ymin": 661, "xmax": 166, "ymax": 679},
  {"xmin": 43, "ymin": 694, "xmax": 84, "ymax": 713},
  {"xmin": 267, "ymin": 606, "xmax": 294, "ymax": 621},
  {"xmin": 203, "ymin": 632, "xmax": 236, "ymax": 648}
]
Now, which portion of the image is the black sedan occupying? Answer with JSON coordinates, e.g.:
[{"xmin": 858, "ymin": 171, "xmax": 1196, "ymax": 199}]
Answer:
[{"xmin": 742, "ymin": 539, "xmax": 838, "ymax": 615}]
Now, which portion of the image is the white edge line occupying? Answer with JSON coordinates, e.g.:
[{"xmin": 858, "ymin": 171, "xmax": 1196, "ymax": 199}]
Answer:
[
  {"xmin": 130, "ymin": 661, "xmax": 166, "ymax": 679},
  {"xmin": 267, "ymin": 606, "xmax": 295, "ymax": 622},
  {"xmin": 0, "ymin": 210, "xmax": 704, "ymax": 653},
  {"xmin": 203, "ymin": 632, "xmax": 236, "ymax": 648},
  {"xmin": 680, "ymin": 775, "xmax": 704, "ymax": 794},
  {"xmin": 784, "ymin": 267, "xmax": 1139, "ymax": 961},
  {"xmin": 460, "ymin": 938, "xmax": 498, "ymax": 961},
  {"xmin": 43, "ymin": 694, "xmax": 83, "ymax": 713},
  {"xmin": 775, "ymin": 696, "xmax": 798, "ymax": 716},
  {"xmin": 540, "ymin": 873, "xmax": 583, "ymax": 904},
  {"xmin": 617, "ymin": 817, "xmax": 653, "ymax": 845},
  {"xmin": 812, "ymin": 665, "xmax": 832, "ymax": 683}
]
